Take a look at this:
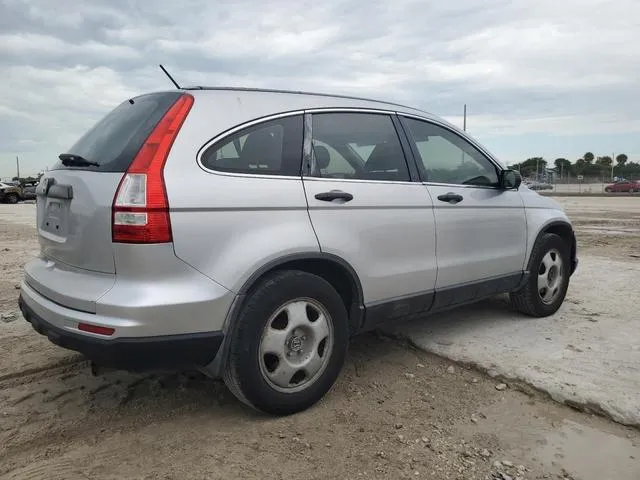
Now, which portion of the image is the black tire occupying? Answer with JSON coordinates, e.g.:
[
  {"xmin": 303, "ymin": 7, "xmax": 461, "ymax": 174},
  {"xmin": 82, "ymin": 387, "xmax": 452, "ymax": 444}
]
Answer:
[
  {"xmin": 605, "ymin": 188, "xmax": 612, "ymax": 193},
  {"xmin": 510, "ymin": 233, "xmax": 570, "ymax": 317},
  {"xmin": 223, "ymin": 270, "xmax": 349, "ymax": 415},
  {"xmin": 6, "ymin": 193, "xmax": 19, "ymax": 204},
  {"xmin": 630, "ymin": 188, "xmax": 635, "ymax": 193}
]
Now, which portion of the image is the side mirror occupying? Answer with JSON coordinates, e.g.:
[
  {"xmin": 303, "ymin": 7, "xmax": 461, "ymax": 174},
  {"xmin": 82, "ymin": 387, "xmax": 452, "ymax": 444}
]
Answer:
[{"xmin": 501, "ymin": 169, "xmax": 522, "ymax": 190}]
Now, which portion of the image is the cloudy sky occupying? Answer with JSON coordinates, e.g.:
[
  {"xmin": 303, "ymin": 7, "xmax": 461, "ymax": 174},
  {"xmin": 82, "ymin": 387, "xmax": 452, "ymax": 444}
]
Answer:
[{"xmin": 0, "ymin": 0, "xmax": 638, "ymax": 178}]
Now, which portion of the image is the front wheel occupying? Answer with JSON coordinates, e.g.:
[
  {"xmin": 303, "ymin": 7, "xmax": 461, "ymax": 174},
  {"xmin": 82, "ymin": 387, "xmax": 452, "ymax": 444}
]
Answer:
[
  {"xmin": 223, "ymin": 270, "xmax": 349, "ymax": 415},
  {"xmin": 510, "ymin": 233, "xmax": 571, "ymax": 317},
  {"xmin": 6, "ymin": 193, "xmax": 19, "ymax": 204}
]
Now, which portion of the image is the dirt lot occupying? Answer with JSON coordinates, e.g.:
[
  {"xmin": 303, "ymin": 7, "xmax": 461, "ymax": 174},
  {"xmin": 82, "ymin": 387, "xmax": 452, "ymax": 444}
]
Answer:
[
  {"xmin": 1, "ymin": 200, "xmax": 639, "ymax": 480},
  {"xmin": 554, "ymin": 196, "xmax": 640, "ymax": 259}
]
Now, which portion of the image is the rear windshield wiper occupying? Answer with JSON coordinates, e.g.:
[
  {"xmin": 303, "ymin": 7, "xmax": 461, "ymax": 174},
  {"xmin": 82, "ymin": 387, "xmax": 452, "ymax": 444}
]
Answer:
[{"xmin": 58, "ymin": 153, "xmax": 100, "ymax": 167}]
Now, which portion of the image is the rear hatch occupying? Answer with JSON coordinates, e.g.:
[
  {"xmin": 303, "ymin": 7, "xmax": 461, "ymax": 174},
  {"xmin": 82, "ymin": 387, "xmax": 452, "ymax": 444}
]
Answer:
[{"xmin": 29, "ymin": 91, "xmax": 185, "ymax": 309}]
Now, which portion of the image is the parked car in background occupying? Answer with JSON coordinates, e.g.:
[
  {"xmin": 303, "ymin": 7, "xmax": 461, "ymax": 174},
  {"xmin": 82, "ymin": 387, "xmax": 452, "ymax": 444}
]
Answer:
[
  {"xmin": 605, "ymin": 179, "xmax": 639, "ymax": 193},
  {"xmin": 22, "ymin": 183, "xmax": 39, "ymax": 200},
  {"xmin": 19, "ymin": 87, "xmax": 578, "ymax": 415},
  {"xmin": 0, "ymin": 182, "xmax": 23, "ymax": 204},
  {"xmin": 525, "ymin": 180, "xmax": 553, "ymax": 191}
]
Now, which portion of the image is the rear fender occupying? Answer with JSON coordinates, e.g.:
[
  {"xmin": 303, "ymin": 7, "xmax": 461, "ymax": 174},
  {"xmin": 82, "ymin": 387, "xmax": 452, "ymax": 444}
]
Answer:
[{"xmin": 202, "ymin": 252, "xmax": 364, "ymax": 378}]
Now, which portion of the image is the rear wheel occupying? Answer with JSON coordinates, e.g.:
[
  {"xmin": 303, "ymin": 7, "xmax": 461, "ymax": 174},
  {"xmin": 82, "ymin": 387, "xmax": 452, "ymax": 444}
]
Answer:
[
  {"xmin": 510, "ymin": 233, "xmax": 570, "ymax": 317},
  {"xmin": 6, "ymin": 193, "xmax": 19, "ymax": 204},
  {"xmin": 630, "ymin": 188, "xmax": 635, "ymax": 193},
  {"xmin": 223, "ymin": 270, "xmax": 349, "ymax": 415}
]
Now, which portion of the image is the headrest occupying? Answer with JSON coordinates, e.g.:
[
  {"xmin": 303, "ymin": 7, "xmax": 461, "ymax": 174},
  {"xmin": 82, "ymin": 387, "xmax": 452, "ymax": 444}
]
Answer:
[
  {"xmin": 314, "ymin": 145, "xmax": 330, "ymax": 170},
  {"xmin": 365, "ymin": 142, "xmax": 403, "ymax": 172},
  {"xmin": 240, "ymin": 127, "xmax": 282, "ymax": 169}
]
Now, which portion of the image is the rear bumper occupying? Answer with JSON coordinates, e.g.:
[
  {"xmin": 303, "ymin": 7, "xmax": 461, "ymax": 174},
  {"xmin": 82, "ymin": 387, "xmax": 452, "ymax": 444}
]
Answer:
[
  {"xmin": 19, "ymin": 295, "xmax": 224, "ymax": 371},
  {"xmin": 23, "ymin": 245, "xmax": 235, "ymax": 337}
]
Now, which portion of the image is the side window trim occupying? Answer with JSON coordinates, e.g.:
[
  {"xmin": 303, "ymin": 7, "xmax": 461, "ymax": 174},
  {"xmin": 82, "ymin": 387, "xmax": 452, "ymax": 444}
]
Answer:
[
  {"xmin": 197, "ymin": 110, "xmax": 305, "ymax": 178},
  {"xmin": 303, "ymin": 110, "xmax": 418, "ymax": 183},
  {"xmin": 397, "ymin": 114, "xmax": 502, "ymax": 188},
  {"xmin": 396, "ymin": 115, "xmax": 429, "ymax": 183},
  {"xmin": 390, "ymin": 114, "xmax": 421, "ymax": 182},
  {"xmin": 302, "ymin": 112, "xmax": 313, "ymax": 177}
]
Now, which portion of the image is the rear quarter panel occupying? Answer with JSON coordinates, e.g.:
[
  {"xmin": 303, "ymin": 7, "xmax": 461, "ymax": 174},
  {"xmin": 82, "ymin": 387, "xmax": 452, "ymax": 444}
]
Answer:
[{"xmin": 164, "ymin": 92, "xmax": 321, "ymax": 292}]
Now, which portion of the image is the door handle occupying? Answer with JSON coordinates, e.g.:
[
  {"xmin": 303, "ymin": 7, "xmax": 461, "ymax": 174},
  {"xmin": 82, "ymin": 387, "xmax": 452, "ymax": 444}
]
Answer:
[
  {"xmin": 315, "ymin": 190, "xmax": 354, "ymax": 202},
  {"xmin": 437, "ymin": 192, "xmax": 463, "ymax": 204}
]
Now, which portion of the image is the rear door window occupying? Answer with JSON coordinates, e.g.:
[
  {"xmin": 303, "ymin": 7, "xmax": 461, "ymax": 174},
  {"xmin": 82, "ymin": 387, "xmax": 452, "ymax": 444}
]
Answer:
[
  {"xmin": 309, "ymin": 113, "xmax": 410, "ymax": 182},
  {"xmin": 200, "ymin": 115, "xmax": 304, "ymax": 176},
  {"xmin": 53, "ymin": 91, "xmax": 184, "ymax": 172}
]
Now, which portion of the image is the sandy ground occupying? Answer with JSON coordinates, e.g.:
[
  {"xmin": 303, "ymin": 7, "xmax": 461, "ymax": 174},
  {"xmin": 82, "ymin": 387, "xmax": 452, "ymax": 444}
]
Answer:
[
  {"xmin": 390, "ymin": 257, "xmax": 640, "ymax": 424},
  {"xmin": 393, "ymin": 196, "xmax": 640, "ymax": 426},
  {"xmin": 555, "ymin": 196, "xmax": 640, "ymax": 259},
  {"xmin": 1, "ymin": 201, "xmax": 640, "ymax": 480}
]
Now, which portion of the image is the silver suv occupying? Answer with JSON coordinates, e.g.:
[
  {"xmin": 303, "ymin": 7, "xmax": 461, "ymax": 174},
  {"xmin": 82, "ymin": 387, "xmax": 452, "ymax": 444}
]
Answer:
[{"xmin": 19, "ymin": 87, "xmax": 578, "ymax": 414}]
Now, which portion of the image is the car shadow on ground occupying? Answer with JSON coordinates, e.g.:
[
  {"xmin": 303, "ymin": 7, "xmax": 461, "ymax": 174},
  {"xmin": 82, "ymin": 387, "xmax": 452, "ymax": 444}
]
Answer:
[
  {"xmin": 2, "ymin": 294, "xmax": 537, "ymax": 462},
  {"xmin": 5, "ymin": 296, "xmax": 525, "ymax": 423},
  {"xmin": 2, "ymin": 331, "xmax": 418, "ymax": 430}
]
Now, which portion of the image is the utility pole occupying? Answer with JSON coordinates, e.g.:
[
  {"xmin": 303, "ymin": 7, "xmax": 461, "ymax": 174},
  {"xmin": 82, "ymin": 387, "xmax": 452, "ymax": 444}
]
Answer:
[
  {"xmin": 459, "ymin": 104, "xmax": 468, "ymax": 165},
  {"xmin": 463, "ymin": 104, "xmax": 467, "ymax": 131},
  {"xmin": 611, "ymin": 152, "xmax": 615, "ymax": 181},
  {"xmin": 16, "ymin": 156, "xmax": 20, "ymax": 180}
]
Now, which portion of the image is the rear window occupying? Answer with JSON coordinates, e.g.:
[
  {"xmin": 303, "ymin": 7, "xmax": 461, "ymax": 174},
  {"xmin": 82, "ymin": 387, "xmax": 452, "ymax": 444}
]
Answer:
[{"xmin": 53, "ymin": 91, "xmax": 184, "ymax": 172}]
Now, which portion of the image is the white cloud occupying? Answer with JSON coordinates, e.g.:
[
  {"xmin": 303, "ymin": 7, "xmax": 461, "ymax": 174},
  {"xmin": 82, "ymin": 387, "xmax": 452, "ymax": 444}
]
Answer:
[
  {"xmin": 0, "ymin": 33, "xmax": 140, "ymax": 61},
  {"xmin": 444, "ymin": 113, "xmax": 640, "ymax": 137}
]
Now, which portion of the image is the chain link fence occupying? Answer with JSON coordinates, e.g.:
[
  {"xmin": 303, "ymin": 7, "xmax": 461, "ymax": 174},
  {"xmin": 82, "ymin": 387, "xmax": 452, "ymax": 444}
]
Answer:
[{"xmin": 549, "ymin": 173, "xmax": 638, "ymax": 194}]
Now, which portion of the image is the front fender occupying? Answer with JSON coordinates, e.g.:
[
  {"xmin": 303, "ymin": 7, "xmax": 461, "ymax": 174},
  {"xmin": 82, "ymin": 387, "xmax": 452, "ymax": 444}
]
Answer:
[{"xmin": 525, "ymin": 209, "xmax": 577, "ymax": 276}]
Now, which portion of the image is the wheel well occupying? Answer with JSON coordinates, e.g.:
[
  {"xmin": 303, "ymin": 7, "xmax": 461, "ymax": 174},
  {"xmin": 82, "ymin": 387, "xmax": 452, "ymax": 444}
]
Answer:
[
  {"xmin": 540, "ymin": 222, "xmax": 576, "ymax": 264},
  {"xmin": 242, "ymin": 257, "xmax": 364, "ymax": 333}
]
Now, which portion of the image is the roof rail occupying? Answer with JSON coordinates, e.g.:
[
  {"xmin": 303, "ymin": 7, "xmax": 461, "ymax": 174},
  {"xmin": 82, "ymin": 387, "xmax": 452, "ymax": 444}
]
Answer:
[{"xmin": 181, "ymin": 85, "xmax": 427, "ymax": 113}]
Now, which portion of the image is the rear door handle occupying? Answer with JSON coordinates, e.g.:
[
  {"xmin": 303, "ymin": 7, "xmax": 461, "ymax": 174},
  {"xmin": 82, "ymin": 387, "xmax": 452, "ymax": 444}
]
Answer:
[
  {"xmin": 437, "ymin": 192, "xmax": 463, "ymax": 204},
  {"xmin": 315, "ymin": 190, "xmax": 354, "ymax": 202}
]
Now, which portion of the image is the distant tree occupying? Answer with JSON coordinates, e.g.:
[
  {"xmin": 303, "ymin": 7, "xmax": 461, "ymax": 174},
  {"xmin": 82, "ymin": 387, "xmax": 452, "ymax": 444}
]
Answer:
[
  {"xmin": 554, "ymin": 158, "xmax": 571, "ymax": 171},
  {"xmin": 616, "ymin": 154, "xmax": 628, "ymax": 166},
  {"xmin": 574, "ymin": 158, "xmax": 586, "ymax": 174},
  {"xmin": 12, "ymin": 176, "xmax": 19, "ymax": 181},
  {"xmin": 583, "ymin": 152, "xmax": 595, "ymax": 164},
  {"xmin": 517, "ymin": 157, "xmax": 546, "ymax": 177},
  {"xmin": 553, "ymin": 158, "xmax": 572, "ymax": 180},
  {"xmin": 596, "ymin": 156, "xmax": 613, "ymax": 167}
]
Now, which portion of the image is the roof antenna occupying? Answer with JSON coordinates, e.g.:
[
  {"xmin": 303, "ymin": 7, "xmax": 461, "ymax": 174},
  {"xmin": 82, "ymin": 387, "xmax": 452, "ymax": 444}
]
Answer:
[{"xmin": 159, "ymin": 64, "xmax": 181, "ymax": 89}]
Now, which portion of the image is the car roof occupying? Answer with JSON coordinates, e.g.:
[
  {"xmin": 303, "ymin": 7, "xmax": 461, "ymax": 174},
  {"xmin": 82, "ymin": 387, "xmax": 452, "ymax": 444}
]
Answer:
[{"xmin": 176, "ymin": 86, "xmax": 448, "ymax": 125}]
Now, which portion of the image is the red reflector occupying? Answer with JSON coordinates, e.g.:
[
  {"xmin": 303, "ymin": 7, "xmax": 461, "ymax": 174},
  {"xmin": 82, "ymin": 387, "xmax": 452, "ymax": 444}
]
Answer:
[{"xmin": 78, "ymin": 323, "xmax": 115, "ymax": 336}]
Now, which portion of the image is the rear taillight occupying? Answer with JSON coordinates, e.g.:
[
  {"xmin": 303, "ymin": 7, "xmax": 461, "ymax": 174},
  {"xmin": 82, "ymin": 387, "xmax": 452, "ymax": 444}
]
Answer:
[{"xmin": 112, "ymin": 93, "xmax": 193, "ymax": 243}]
